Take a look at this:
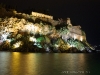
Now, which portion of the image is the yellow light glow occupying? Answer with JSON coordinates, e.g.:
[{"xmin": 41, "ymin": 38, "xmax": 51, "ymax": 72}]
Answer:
[
  {"xmin": 11, "ymin": 52, "xmax": 21, "ymax": 74},
  {"xmin": 80, "ymin": 36, "xmax": 83, "ymax": 41},
  {"xmin": 69, "ymin": 45, "xmax": 73, "ymax": 47},
  {"xmin": 55, "ymin": 44, "xmax": 59, "ymax": 47},
  {"xmin": 24, "ymin": 24, "xmax": 35, "ymax": 31},
  {"xmin": 6, "ymin": 39, "xmax": 11, "ymax": 42},
  {"xmin": 13, "ymin": 41, "xmax": 22, "ymax": 49}
]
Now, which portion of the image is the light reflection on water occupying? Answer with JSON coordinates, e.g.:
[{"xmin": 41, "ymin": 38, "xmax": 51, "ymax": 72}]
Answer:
[
  {"xmin": 0, "ymin": 52, "xmax": 100, "ymax": 75},
  {"xmin": 10, "ymin": 52, "xmax": 38, "ymax": 75}
]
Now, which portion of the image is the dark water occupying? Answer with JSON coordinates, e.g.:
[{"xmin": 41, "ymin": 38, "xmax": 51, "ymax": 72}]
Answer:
[{"xmin": 0, "ymin": 52, "xmax": 100, "ymax": 75}]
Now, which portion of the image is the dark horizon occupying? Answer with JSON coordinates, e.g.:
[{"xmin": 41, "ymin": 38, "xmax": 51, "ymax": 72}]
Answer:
[{"xmin": 0, "ymin": 0, "xmax": 100, "ymax": 45}]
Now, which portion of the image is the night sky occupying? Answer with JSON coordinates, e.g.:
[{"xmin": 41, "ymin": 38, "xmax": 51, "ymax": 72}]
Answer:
[{"xmin": 0, "ymin": 0, "xmax": 100, "ymax": 45}]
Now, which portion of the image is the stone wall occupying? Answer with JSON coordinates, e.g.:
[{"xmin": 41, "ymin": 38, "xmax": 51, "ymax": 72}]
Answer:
[
  {"xmin": 68, "ymin": 26, "xmax": 82, "ymax": 35},
  {"xmin": 31, "ymin": 12, "xmax": 53, "ymax": 19}
]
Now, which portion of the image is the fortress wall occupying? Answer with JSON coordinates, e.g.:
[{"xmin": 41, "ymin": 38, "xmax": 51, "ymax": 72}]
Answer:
[
  {"xmin": 12, "ymin": 10, "xmax": 53, "ymax": 20},
  {"xmin": 73, "ymin": 33, "xmax": 84, "ymax": 41},
  {"xmin": 68, "ymin": 26, "xmax": 82, "ymax": 35},
  {"xmin": 62, "ymin": 27, "xmax": 85, "ymax": 42},
  {"xmin": 31, "ymin": 12, "xmax": 53, "ymax": 19}
]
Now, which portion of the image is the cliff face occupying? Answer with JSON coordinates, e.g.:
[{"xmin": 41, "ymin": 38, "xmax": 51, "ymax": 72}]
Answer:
[{"xmin": 0, "ymin": 7, "xmax": 94, "ymax": 52}]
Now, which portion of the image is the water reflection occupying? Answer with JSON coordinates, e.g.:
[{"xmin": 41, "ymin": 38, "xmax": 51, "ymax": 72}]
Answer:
[
  {"xmin": 10, "ymin": 52, "xmax": 21, "ymax": 75},
  {"xmin": 52, "ymin": 54, "xmax": 88, "ymax": 75},
  {"xmin": 0, "ymin": 52, "xmax": 11, "ymax": 75},
  {"xmin": 10, "ymin": 52, "xmax": 38, "ymax": 75},
  {"xmin": 0, "ymin": 52, "xmax": 100, "ymax": 75},
  {"xmin": 25, "ymin": 53, "xmax": 38, "ymax": 75}
]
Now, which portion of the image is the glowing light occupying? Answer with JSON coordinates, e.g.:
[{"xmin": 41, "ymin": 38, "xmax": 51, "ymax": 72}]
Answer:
[
  {"xmin": 34, "ymin": 42, "xmax": 37, "ymax": 45},
  {"xmin": 6, "ymin": 39, "xmax": 11, "ymax": 42},
  {"xmin": 55, "ymin": 44, "xmax": 59, "ymax": 48},
  {"xmin": 69, "ymin": 44, "xmax": 75, "ymax": 47},
  {"xmin": 37, "ymin": 45, "xmax": 42, "ymax": 48},
  {"xmin": 68, "ymin": 43, "xmax": 75, "ymax": 48},
  {"xmin": 80, "ymin": 36, "xmax": 83, "ymax": 41},
  {"xmin": 23, "ymin": 24, "xmax": 35, "ymax": 32},
  {"xmin": 36, "ymin": 43, "xmax": 42, "ymax": 48},
  {"xmin": 2, "ymin": 33, "xmax": 9, "ymax": 41},
  {"xmin": 13, "ymin": 41, "xmax": 22, "ymax": 49},
  {"xmin": 74, "ymin": 35, "xmax": 77, "ymax": 40},
  {"xmin": 69, "ymin": 45, "xmax": 72, "ymax": 47},
  {"xmin": 22, "ymin": 24, "xmax": 41, "ymax": 34},
  {"xmin": 29, "ymin": 37, "xmax": 36, "ymax": 42}
]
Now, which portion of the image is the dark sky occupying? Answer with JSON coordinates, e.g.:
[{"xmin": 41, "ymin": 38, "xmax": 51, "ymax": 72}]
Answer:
[{"xmin": 0, "ymin": 0, "xmax": 100, "ymax": 45}]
